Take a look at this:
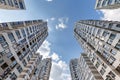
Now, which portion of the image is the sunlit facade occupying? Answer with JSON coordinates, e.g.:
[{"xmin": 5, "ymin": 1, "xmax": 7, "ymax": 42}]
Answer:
[
  {"xmin": 0, "ymin": 20, "xmax": 48, "ymax": 80},
  {"xmin": 74, "ymin": 20, "xmax": 120, "ymax": 80},
  {"xmin": 95, "ymin": 0, "xmax": 120, "ymax": 9},
  {"xmin": 0, "ymin": 0, "xmax": 26, "ymax": 9}
]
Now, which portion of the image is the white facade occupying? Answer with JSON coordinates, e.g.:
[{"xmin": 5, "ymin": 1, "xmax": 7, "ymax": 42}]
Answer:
[
  {"xmin": 74, "ymin": 20, "xmax": 120, "ymax": 80},
  {"xmin": 0, "ymin": 0, "xmax": 26, "ymax": 10},
  {"xmin": 95, "ymin": 0, "xmax": 120, "ymax": 9},
  {"xmin": 0, "ymin": 20, "xmax": 48, "ymax": 80},
  {"xmin": 77, "ymin": 54, "xmax": 103, "ymax": 80}
]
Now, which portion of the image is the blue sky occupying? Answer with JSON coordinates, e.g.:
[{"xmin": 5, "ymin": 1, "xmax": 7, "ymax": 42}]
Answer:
[{"xmin": 1, "ymin": 0, "xmax": 119, "ymax": 80}]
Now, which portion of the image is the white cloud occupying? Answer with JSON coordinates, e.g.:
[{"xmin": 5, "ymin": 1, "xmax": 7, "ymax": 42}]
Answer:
[
  {"xmin": 37, "ymin": 40, "xmax": 71, "ymax": 80},
  {"xmin": 45, "ymin": 0, "xmax": 53, "ymax": 2},
  {"xmin": 50, "ymin": 60, "xmax": 71, "ymax": 80},
  {"xmin": 100, "ymin": 8, "xmax": 120, "ymax": 21},
  {"xmin": 55, "ymin": 22, "xmax": 67, "ymax": 30},
  {"xmin": 51, "ymin": 52, "xmax": 60, "ymax": 61},
  {"xmin": 50, "ymin": 17, "xmax": 55, "ymax": 21},
  {"xmin": 55, "ymin": 17, "xmax": 69, "ymax": 30},
  {"xmin": 37, "ymin": 40, "xmax": 51, "ymax": 58}
]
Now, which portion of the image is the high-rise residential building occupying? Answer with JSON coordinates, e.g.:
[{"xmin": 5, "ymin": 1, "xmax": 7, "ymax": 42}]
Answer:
[
  {"xmin": 0, "ymin": 20, "xmax": 48, "ymax": 80},
  {"xmin": 77, "ymin": 54, "xmax": 103, "ymax": 80},
  {"xmin": 0, "ymin": 0, "xmax": 26, "ymax": 10},
  {"xmin": 74, "ymin": 20, "xmax": 120, "ymax": 80},
  {"xmin": 69, "ymin": 58, "xmax": 79, "ymax": 80},
  {"xmin": 95, "ymin": 0, "xmax": 120, "ymax": 9},
  {"xmin": 39, "ymin": 58, "xmax": 52, "ymax": 80}
]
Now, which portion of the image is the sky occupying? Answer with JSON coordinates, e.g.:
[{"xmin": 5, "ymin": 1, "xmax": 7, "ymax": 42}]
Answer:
[{"xmin": 0, "ymin": 0, "xmax": 120, "ymax": 80}]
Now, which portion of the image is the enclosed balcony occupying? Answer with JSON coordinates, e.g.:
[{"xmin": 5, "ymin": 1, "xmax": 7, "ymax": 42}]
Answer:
[
  {"xmin": 10, "ymin": 21, "xmax": 24, "ymax": 29},
  {"xmin": 25, "ymin": 21, "xmax": 32, "ymax": 26},
  {"xmin": 0, "ymin": 23, "xmax": 9, "ymax": 31}
]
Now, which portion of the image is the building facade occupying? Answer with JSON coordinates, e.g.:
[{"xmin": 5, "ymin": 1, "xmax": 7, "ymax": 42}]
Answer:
[
  {"xmin": 74, "ymin": 20, "xmax": 120, "ymax": 80},
  {"xmin": 39, "ymin": 58, "xmax": 52, "ymax": 80},
  {"xmin": 0, "ymin": 0, "xmax": 25, "ymax": 9},
  {"xmin": 77, "ymin": 54, "xmax": 103, "ymax": 80},
  {"xmin": 95, "ymin": 0, "xmax": 120, "ymax": 9},
  {"xmin": 0, "ymin": 20, "xmax": 48, "ymax": 80},
  {"xmin": 69, "ymin": 58, "xmax": 79, "ymax": 80}
]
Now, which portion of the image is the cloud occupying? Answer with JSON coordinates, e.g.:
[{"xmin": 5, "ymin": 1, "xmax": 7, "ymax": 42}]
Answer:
[
  {"xmin": 45, "ymin": 0, "xmax": 53, "ymax": 2},
  {"xmin": 37, "ymin": 40, "xmax": 71, "ymax": 80},
  {"xmin": 55, "ymin": 17, "xmax": 69, "ymax": 30},
  {"xmin": 50, "ymin": 17, "xmax": 55, "ymax": 21},
  {"xmin": 37, "ymin": 40, "xmax": 51, "ymax": 58},
  {"xmin": 50, "ymin": 60, "xmax": 71, "ymax": 80},
  {"xmin": 55, "ymin": 22, "xmax": 67, "ymax": 30},
  {"xmin": 100, "ymin": 9, "xmax": 120, "ymax": 21},
  {"xmin": 51, "ymin": 52, "xmax": 60, "ymax": 61}
]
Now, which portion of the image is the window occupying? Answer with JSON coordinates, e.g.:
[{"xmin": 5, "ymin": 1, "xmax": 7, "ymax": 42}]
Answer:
[
  {"xmin": 26, "ymin": 44, "xmax": 29, "ymax": 48},
  {"xmin": 21, "ymin": 29, "xmax": 26, "ymax": 37},
  {"xmin": 102, "ymin": 0, "xmax": 107, "ymax": 6},
  {"xmin": 29, "ymin": 27, "xmax": 32, "ymax": 33},
  {"xmin": 22, "ymin": 48, "xmax": 26, "ymax": 52},
  {"xmin": 26, "ymin": 28, "xmax": 29, "ymax": 35},
  {"xmin": 7, "ymin": 0, "xmax": 14, "ymax": 6},
  {"xmin": 115, "ymin": 40, "xmax": 120, "ymax": 50},
  {"xmin": 27, "ymin": 56, "xmax": 30, "ymax": 62},
  {"xmin": 17, "ymin": 65, "xmax": 23, "ymax": 73},
  {"xmin": 22, "ymin": 59, "xmax": 27, "ymax": 66},
  {"xmin": 110, "ymin": 49, "xmax": 117, "ymax": 55},
  {"xmin": 10, "ymin": 57, "xmax": 15, "ymax": 62},
  {"xmin": 100, "ymin": 67, "xmax": 106, "ymax": 75},
  {"xmin": 115, "ymin": 0, "xmax": 120, "ymax": 4},
  {"xmin": 19, "ymin": 1, "xmax": 24, "ymax": 9},
  {"xmin": 0, "ymin": 35, "xmax": 8, "ymax": 48},
  {"xmin": 103, "ymin": 51, "xmax": 109, "ymax": 59},
  {"xmin": 108, "ymin": 23, "xmax": 113, "ymax": 29},
  {"xmin": 108, "ymin": 0, "xmax": 113, "ymax": 5},
  {"xmin": 17, "ymin": 51, "xmax": 21, "ymax": 56},
  {"xmin": 116, "ymin": 24, "xmax": 120, "ymax": 28},
  {"xmin": 108, "ymin": 56, "xmax": 116, "ymax": 65},
  {"xmin": 0, "ymin": 57, "xmax": 4, "ymax": 64},
  {"xmin": 95, "ymin": 62, "xmax": 100, "ymax": 68},
  {"xmin": 1, "ymin": 63, "xmax": 8, "ymax": 70},
  {"xmin": 103, "ymin": 45, "xmax": 110, "ymax": 51},
  {"xmin": 10, "ymin": 72, "xmax": 17, "ymax": 80},
  {"xmin": 107, "ymin": 33, "xmax": 116, "ymax": 44},
  {"xmin": 8, "ymin": 33, "xmax": 16, "ymax": 42},
  {"xmin": 102, "ymin": 31, "xmax": 109, "ymax": 37},
  {"xmin": 15, "ymin": 30, "xmax": 21, "ymax": 39}
]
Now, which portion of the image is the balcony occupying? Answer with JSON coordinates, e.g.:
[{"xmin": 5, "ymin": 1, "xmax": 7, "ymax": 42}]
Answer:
[
  {"xmin": 10, "ymin": 61, "xmax": 17, "ymax": 69},
  {"xmin": 107, "ymin": 39, "xmax": 113, "ymax": 44},
  {"xmin": 0, "ymin": 25, "xmax": 9, "ymax": 31},
  {"xmin": 0, "ymin": 68, "xmax": 11, "ymax": 79},
  {"xmin": 25, "ymin": 21, "xmax": 32, "ymax": 26},
  {"xmin": 10, "ymin": 22, "xmax": 24, "ymax": 29},
  {"xmin": 1, "ymin": 42, "xmax": 8, "ymax": 48}
]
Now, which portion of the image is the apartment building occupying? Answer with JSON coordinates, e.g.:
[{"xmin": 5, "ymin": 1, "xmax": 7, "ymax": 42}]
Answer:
[
  {"xmin": 0, "ymin": 19, "xmax": 48, "ymax": 80},
  {"xmin": 95, "ymin": 0, "xmax": 120, "ymax": 9},
  {"xmin": 39, "ymin": 58, "xmax": 52, "ymax": 80},
  {"xmin": 69, "ymin": 58, "xmax": 79, "ymax": 80},
  {"xmin": 74, "ymin": 20, "xmax": 120, "ymax": 80},
  {"xmin": 0, "ymin": 0, "xmax": 25, "ymax": 9}
]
